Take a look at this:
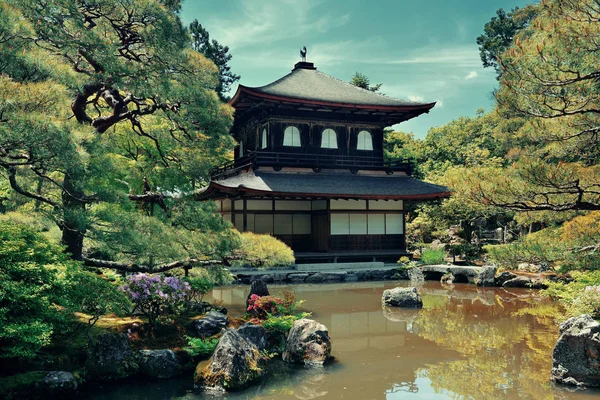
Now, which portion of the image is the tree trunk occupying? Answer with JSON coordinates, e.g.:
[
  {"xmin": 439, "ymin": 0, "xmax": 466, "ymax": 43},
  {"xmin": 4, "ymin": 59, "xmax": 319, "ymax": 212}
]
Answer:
[{"xmin": 61, "ymin": 174, "xmax": 87, "ymax": 260}]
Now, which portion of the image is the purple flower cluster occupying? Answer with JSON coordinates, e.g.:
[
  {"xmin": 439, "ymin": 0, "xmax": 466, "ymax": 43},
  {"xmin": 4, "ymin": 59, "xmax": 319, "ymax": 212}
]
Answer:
[{"xmin": 120, "ymin": 273, "xmax": 190, "ymax": 326}]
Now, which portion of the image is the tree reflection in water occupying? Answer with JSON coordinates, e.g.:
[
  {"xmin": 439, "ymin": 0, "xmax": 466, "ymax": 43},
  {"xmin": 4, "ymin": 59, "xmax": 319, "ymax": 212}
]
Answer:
[{"xmin": 411, "ymin": 286, "xmax": 562, "ymax": 400}]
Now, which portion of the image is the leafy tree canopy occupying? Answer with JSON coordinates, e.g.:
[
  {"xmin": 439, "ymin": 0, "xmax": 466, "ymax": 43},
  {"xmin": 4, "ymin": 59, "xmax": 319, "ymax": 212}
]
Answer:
[
  {"xmin": 190, "ymin": 20, "xmax": 240, "ymax": 101},
  {"xmin": 0, "ymin": 0, "xmax": 238, "ymax": 271},
  {"xmin": 349, "ymin": 72, "xmax": 382, "ymax": 93},
  {"xmin": 476, "ymin": 5, "xmax": 538, "ymax": 78}
]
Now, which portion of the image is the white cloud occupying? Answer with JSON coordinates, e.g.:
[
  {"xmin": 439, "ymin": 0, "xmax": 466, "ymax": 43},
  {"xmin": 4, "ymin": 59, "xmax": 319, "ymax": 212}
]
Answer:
[
  {"xmin": 408, "ymin": 95, "xmax": 424, "ymax": 102},
  {"xmin": 465, "ymin": 71, "xmax": 478, "ymax": 80},
  {"xmin": 206, "ymin": 0, "xmax": 351, "ymax": 50},
  {"xmin": 435, "ymin": 99, "xmax": 445, "ymax": 108}
]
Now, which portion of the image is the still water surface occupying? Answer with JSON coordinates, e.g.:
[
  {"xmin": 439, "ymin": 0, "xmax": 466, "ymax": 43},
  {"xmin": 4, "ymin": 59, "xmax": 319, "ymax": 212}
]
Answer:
[{"xmin": 85, "ymin": 281, "xmax": 600, "ymax": 399}]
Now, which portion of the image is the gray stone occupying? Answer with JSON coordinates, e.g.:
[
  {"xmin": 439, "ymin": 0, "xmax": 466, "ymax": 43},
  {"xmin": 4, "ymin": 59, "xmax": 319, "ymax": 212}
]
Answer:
[
  {"xmin": 495, "ymin": 271, "xmax": 517, "ymax": 286},
  {"xmin": 306, "ymin": 273, "xmax": 325, "ymax": 283},
  {"xmin": 283, "ymin": 319, "xmax": 332, "ymax": 366},
  {"xmin": 86, "ymin": 333, "xmax": 139, "ymax": 381},
  {"xmin": 407, "ymin": 267, "xmax": 424, "ymax": 283},
  {"xmin": 260, "ymin": 274, "xmax": 274, "ymax": 283},
  {"xmin": 551, "ymin": 314, "xmax": 600, "ymax": 387},
  {"xmin": 475, "ymin": 265, "xmax": 497, "ymax": 286},
  {"xmin": 237, "ymin": 322, "xmax": 267, "ymax": 351},
  {"xmin": 42, "ymin": 371, "xmax": 78, "ymax": 397},
  {"xmin": 344, "ymin": 273, "xmax": 359, "ymax": 282},
  {"xmin": 193, "ymin": 310, "xmax": 228, "ymax": 338},
  {"xmin": 382, "ymin": 287, "xmax": 423, "ymax": 308},
  {"xmin": 322, "ymin": 271, "xmax": 347, "ymax": 281},
  {"xmin": 194, "ymin": 328, "xmax": 265, "ymax": 391},
  {"xmin": 138, "ymin": 349, "xmax": 182, "ymax": 379},
  {"xmin": 502, "ymin": 275, "xmax": 547, "ymax": 289},
  {"xmin": 287, "ymin": 273, "xmax": 309, "ymax": 283}
]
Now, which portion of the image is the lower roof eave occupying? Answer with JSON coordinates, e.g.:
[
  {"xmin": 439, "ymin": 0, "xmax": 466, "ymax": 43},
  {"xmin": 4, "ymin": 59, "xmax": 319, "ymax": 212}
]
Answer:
[{"xmin": 196, "ymin": 182, "xmax": 451, "ymax": 201}]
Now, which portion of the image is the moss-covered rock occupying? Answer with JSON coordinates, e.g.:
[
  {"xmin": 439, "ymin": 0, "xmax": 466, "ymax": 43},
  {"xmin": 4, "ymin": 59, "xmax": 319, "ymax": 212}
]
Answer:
[{"xmin": 194, "ymin": 328, "xmax": 266, "ymax": 391}]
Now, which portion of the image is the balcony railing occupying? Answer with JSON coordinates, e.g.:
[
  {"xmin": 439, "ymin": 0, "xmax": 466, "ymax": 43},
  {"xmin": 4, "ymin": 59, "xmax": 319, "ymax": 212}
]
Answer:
[{"xmin": 211, "ymin": 151, "xmax": 413, "ymax": 180}]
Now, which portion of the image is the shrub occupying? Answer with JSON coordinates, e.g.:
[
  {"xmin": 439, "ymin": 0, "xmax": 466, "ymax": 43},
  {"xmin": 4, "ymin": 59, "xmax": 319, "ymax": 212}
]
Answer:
[
  {"xmin": 231, "ymin": 232, "xmax": 294, "ymax": 269},
  {"xmin": 246, "ymin": 290, "xmax": 303, "ymax": 320},
  {"xmin": 263, "ymin": 313, "xmax": 311, "ymax": 334},
  {"xmin": 420, "ymin": 248, "xmax": 445, "ymax": 265},
  {"xmin": 484, "ymin": 228, "xmax": 564, "ymax": 270},
  {"xmin": 0, "ymin": 222, "xmax": 128, "ymax": 360},
  {"xmin": 544, "ymin": 271, "xmax": 600, "ymax": 319},
  {"xmin": 184, "ymin": 336, "xmax": 219, "ymax": 357},
  {"xmin": 120, "ymin": 274, "xmax": 190, "ymax": 327}
]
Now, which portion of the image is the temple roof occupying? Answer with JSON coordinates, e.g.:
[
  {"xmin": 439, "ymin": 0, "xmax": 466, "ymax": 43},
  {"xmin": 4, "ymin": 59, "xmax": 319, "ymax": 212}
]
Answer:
[
  {"xmin": 197, "ymin": 169, "xmax": 450, "ymax": 201},
  {"xmin": 229, "ymin": 62, "xmax": 436, "ymax": 113}
]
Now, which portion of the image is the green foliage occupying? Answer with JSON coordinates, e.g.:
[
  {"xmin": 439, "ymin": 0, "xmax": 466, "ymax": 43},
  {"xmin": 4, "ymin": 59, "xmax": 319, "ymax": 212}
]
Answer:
[
  {"xmin": 484, "ymin": 228, "xmax": 563, "ymax": 270},
  {"xmin": 0, "ymin": 0, "xmax": 236, "ymax": 268},
  {"xmin": 183, "ymin": 275, "xmax": 215, "ymax": 303},
  {"xmin": 184, "ymin": 336, "xmax": 219, "ymax": 357},
  {"xmin": 476, "ymin": 5, "xmax": 538, "ymax": 78},
  {"xmin": 349, "ymin": 72, "xmax": 382, "ymax": 93},
  {"xmin": 231, "ymin": 232, "xmax": 295, "ymax": 269},
  {"xmin": 544, "ymin": 271, "xmax": 600, "ymax": 319},
  {"xmin": 420, "ymin": 248, "xmax": 445, "ymax": 265},
  {"xmin": 262, "ymin": 313, "xmax": 311, "ymax": 334},
  {"xmin": 0, "ymin": 222, "xmax": 128, "ymax": 360},
  {"xmin": 189, "ymin": 20, "xmax": 240, "ymax": 101}
]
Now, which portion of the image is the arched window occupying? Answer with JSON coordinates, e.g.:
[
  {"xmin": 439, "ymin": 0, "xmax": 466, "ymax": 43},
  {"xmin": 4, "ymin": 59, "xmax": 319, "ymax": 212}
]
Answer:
[
  {"xmin": 260, "ymin": 128, "xmax": 268, "ymax": 149},
  {"xmin": 320, "ymin": 128, "xmax": 338, "ymax": 149},
  {"xmin": 357, "ymin": 130, "xmax": 373, "ymax": 151},
  {"xmin": 283, "ymin": 126, "xmax": 301, "ymax": 147}
]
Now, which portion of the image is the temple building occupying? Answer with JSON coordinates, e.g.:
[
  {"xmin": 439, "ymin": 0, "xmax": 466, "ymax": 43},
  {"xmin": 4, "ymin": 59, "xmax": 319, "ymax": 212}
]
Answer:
[{"xmin": 197, "ymin": 58, "xmax": 450, "ymax": 263}]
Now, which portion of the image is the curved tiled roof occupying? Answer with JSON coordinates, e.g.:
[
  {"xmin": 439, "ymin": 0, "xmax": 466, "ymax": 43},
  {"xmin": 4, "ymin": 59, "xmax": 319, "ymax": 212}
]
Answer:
[
  {"xmin": 230, "ymin": 64, "xmax": 436, "ymax": 111},
  {"xmin": 198, "ymin": 170, "xmax": 450, "ymax": 200}
]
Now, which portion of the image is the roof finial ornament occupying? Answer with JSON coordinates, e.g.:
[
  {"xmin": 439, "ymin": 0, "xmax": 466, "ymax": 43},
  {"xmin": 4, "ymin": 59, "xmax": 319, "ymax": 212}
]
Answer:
[{"xmin": 300, "ymin": 46, "xmax": 307, "ymax": 62}]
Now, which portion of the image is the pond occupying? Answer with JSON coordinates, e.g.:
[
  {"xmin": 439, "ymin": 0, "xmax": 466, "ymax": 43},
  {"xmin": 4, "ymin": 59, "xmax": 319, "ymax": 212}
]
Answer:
[{"xmin": 84, "ymin": 281, "xmax": 600, "ymax": 399}]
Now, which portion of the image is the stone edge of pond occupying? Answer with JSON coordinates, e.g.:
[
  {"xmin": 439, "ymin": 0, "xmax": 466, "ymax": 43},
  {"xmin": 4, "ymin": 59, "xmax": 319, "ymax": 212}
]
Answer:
[{"xmin": 231, "ymin": 264, "xmax": 558, "ymax": 289}]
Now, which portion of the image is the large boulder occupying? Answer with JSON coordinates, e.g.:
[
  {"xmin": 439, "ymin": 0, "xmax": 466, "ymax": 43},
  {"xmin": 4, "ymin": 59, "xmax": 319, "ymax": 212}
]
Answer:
[
  {"xmin": 495, "ymin": 271, "xmax": 517, "ymax": 286},
  {"xmin": 193, "ymin": 310, "xmax": 228, "ymax": 338},
  {"xmin": 382, "ymin": 287, "xmax": 423, "ymax": 308},
  {"xmin": 194, "ymin": 328, "xmax": 265, "ymax": 391},
  {"xmin": 237, "ymin": 322, "xmax": 267, "ymax": 351},
  {"xmin": 283, "ymin": 319, "xmax": 332, "ymax": 366},
  {"xmin": 42, "ymin": 371, "xmax": 78, "ymax": 397},
  {"xmin": 85, "ymin": 333, "xmax": 138, "ymax": 381},
  {"xmin": 475, "ymin": 265, "xmax": 497, "ymax": 287},
  {"xmin": 502, "ymin": 275, "xmax": 547, "ymax": 289},
  {"xmin": 551, "ymin": 314, "xmax": 600, "ymax": 387},
  {"xmin": 138, "ymin": 349, "xmax": 182, "ymax": 379}
]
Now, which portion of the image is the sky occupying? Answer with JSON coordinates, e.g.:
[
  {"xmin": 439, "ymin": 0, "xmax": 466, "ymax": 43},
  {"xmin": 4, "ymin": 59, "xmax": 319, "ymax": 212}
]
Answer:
[{"xmin": 181, "ymin": 0, "xmax": 534, "ymax": 138}]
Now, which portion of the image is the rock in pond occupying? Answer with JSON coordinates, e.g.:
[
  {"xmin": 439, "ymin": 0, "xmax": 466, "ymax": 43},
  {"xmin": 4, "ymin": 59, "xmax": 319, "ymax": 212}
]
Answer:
[
  {"xmin": 382, "ymin": 287, "xmax": 423, "ymax": 308},
  {"xmin": 551, "ymin": 314, "xmax": 600, "ymax": 387},
  {"xmin": 502, "ymin": 275, "xmax": 548, "ymax": 289},
  {"xmin": 237, "ymin": 322, "xmax": 267, "ymax": 351},
  {"xmin": 283, "ymin": 319, "xmax": 332, "ymax": 366},
  {"xmin": 86, "ymin": 333, "xmax": 138, "ymax": 381},
  {"xmin": 138, "ymin": 349, "xmax": 182, "ymax": 379},
  {"xmin": 246, "ymin": 279, "xmax": 270, "ymax": 306},
  {"xmin": 475, "ymin": 265, "xmax": 497, "ymax": 287},
  {"xmin": 495, "ymin": 271, "xmax": 517, "ymax": 286},
  {"xmin": 194, "ymin": 328, "xmax": 265, "ymax": 391},
  {"xmin": 42, "ymin": 371, "xmax": 78, "ymax": 397},
  {"xmin": 193, "ymin": 310, "xmax": 228, "ymax": 338}
]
